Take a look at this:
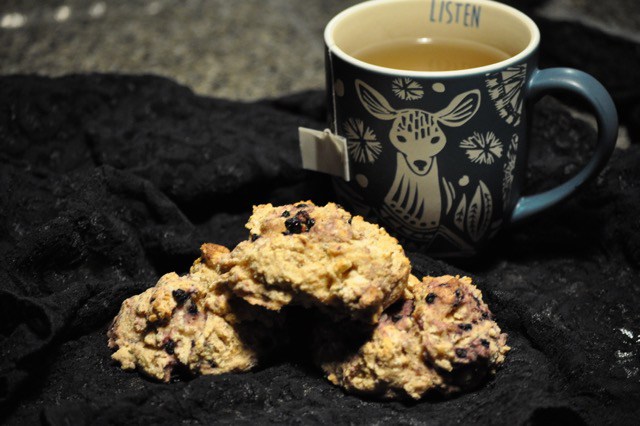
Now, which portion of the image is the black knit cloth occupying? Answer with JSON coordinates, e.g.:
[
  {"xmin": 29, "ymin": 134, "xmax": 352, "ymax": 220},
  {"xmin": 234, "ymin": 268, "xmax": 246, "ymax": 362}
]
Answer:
[{"xmin": 0, "ymin": 75, "xmax": 638, "ymax": 425}]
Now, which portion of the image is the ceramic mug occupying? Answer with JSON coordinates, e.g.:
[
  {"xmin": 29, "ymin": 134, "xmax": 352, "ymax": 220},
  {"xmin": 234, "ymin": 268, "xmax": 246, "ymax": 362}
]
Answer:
[{"xmin": 308, "ymin": 0, "xmax": 618, "ymax": 256}]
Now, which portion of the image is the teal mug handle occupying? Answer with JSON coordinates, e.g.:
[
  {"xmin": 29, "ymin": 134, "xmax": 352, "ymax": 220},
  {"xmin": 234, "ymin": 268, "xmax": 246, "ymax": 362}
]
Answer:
[{"xmin": 510, "ymin": 68, "xmax": 619, "ymax": 224}]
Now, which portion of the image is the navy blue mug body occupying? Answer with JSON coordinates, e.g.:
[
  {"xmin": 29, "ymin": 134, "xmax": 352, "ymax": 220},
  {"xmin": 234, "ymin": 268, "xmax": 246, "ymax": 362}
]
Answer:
[{"xmin": 324, "ymin": 0, "xmax": 617, "ymax": 256}]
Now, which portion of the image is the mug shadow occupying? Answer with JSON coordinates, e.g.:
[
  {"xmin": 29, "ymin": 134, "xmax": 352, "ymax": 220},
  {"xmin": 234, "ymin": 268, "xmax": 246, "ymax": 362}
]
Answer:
[{"xmin": 447, "ymin": 200, "xmax": 610, "ymax": 274}]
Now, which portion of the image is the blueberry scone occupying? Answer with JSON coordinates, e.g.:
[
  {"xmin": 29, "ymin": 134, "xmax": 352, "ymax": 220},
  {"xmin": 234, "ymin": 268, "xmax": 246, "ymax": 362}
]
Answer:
[
  {"xmin": 219, "ymin": 201, "xmax": 411, "ymax": 323},
  {"xmin": 315, "ymin": 275, "xmax": 509, "ymax": 399},
  {"xmin": 107, "ymin": 244, "xmax": 277, "ymax": 382}
]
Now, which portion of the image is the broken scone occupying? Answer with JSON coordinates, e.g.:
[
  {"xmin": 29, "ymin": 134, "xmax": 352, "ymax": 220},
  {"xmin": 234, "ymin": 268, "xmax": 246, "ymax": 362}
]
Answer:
[
  {"xmin": 107, "ymin": 244, "xmax": 278, "ymax": 382},
  {"xmin": 218, "ymin": 201, "xmax": 411, "ymax": 323},
  {"xmin": 314, "ymin": 275, "xmax": 509, "ymax": 399}
]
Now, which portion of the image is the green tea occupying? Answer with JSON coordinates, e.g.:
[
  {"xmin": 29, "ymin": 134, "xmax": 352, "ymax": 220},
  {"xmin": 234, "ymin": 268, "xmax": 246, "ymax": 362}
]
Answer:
[{"xmin": 353, "ymin": 37, "xmax": 510, "ymax": 71}]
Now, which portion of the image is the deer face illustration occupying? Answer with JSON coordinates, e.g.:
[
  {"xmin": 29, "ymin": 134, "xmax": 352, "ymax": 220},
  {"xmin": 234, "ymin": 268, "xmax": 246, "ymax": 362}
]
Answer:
[
  {"xmin": 356, "ymin": 80, "xmax": 480, "ymax": 176},
  {"xmin": 354, "ymin": 79, "xmax": 481, "ymax": 239}
]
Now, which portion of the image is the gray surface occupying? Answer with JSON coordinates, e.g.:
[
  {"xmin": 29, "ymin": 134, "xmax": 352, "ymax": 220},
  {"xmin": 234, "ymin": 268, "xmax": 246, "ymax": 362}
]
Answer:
[
  {"xmin": 0, "ymin": 0, "xmax": 359, "ymax": 100},
  {"xmin": 2, "ymin": 0, "xmax": 639, "ymax": 99}
]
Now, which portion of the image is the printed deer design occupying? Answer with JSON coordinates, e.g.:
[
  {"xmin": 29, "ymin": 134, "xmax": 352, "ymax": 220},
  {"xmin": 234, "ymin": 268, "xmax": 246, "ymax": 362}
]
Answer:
[{"xmin": 356, "ymin": 80, "xmax": 481, "ymax": 240}]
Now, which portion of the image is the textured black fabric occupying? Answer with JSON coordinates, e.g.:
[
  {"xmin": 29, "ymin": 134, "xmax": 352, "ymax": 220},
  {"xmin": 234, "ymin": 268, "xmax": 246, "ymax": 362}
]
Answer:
[
  {"xmin": 0, "ymin": 75, "xmax": 638, "ymax": 425},
  {"xmin": 537, "ymin": 18, "xmax": 640, "ymax": 140}
]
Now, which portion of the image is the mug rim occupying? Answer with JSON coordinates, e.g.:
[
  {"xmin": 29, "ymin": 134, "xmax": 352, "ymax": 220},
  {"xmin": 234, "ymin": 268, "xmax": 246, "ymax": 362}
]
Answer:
[{"xmin": 324, "ymin": 0, "xmax": 540, "ymax": 78}]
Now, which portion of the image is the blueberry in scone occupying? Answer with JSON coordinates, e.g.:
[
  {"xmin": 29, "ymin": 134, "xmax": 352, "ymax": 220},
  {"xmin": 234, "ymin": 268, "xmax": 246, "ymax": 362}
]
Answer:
[
  {"xmin": 315, "ymin": 275, "xmax": 509, "ymax": 399},
  {"xmin": 218, "ymin": 201, "xmax": 411, "ymax": 323},
  {"xmin": 107, "ymin": 244, "xmax": 278, "ymax": 382}
]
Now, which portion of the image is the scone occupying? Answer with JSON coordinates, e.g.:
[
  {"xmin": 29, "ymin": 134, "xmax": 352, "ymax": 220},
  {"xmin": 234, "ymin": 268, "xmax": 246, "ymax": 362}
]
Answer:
[
  {"xmin": 107, "ymin": 244, "xmax": 277, "ymax": 382},
  {"xmin": 315, "ymin": 275, "xmax": 509, "ymax": 399},
  {"xmin": 219, "ymin": 201, "xmax": 411, "ymax": 323}
]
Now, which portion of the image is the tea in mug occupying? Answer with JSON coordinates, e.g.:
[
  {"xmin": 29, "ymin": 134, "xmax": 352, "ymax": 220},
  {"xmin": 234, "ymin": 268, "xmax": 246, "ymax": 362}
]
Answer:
[{"xmin": 352, "ymin": 37, "xmax": 510, "ymax": 71}]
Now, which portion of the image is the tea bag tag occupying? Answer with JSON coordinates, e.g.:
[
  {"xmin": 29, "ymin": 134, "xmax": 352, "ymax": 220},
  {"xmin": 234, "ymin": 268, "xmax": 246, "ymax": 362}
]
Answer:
[{"xmin": 298, "ymin": 127, "xmax": 350, "ymax": 181}]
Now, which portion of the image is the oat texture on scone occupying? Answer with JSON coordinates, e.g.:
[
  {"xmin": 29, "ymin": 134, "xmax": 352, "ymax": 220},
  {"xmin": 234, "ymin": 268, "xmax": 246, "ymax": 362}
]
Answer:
[
  {"xmin": 315, "ymin": 275, "xmax": 509, "ymax": 399},
  {"xmin": 107, "ymin": 244, "xmax": 278, "ymax": 382},
  {"xmin": 219, "ymin": 201, "xmax": 411, "ymax": 323}
]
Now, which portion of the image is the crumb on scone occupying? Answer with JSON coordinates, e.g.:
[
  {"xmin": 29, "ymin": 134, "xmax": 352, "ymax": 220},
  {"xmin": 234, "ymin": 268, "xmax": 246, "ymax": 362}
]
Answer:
[
  {"xmin": 218, "ymin": 201, "xmax": 411, "ymax": 323},
  {"xmin": 315, "ymin": 275, "xmax": 509, "ymax": 399},
  {"xmin": 107, "ymin": 244, "xmax": 277, "ymax": 382}
]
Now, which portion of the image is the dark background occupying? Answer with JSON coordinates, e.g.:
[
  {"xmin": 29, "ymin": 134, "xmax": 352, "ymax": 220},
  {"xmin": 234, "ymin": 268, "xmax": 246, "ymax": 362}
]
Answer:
[{"xmin": 1, "ymin": 1, "xmax": 639, "ymax": 424}]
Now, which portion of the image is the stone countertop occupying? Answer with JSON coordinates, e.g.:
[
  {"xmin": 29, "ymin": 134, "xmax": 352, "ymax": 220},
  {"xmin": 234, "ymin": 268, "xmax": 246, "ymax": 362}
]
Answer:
[{"xmin": 0, "ymin": 0, "xmax": 360, "ymax": 100}]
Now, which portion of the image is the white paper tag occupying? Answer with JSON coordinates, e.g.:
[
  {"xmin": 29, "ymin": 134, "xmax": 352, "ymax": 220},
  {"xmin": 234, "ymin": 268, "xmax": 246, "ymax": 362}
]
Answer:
[{"xmin": 298, "ymin": 127, "xmax": 350, "ymax": 181}]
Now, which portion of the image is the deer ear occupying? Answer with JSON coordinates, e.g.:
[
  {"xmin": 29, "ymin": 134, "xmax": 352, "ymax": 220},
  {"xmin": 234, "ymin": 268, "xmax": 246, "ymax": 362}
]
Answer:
[
  {"xmin": 356, "ymin": 80, "xmax": 398, "ymax": 120},
  {"xmin": 436, "ymin": 90, "xmax": 481, "ymax": 127}
]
